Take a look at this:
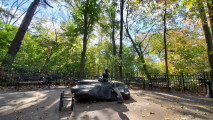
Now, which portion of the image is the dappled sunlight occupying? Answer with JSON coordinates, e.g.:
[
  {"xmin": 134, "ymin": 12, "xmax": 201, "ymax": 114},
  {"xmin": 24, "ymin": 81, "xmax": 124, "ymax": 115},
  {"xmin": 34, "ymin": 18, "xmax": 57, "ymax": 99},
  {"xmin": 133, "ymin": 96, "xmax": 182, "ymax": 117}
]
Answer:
[
  {"xmin": 0, "ymin": 96, "xmax": 4, "ymax": 100},
  {"xmin": 69, "ymin": 101, "xmax": 130, "ymax": 120},
  {"xmin": 0, "ymin": 105, "xmax": 14, "ymax": 115},
  {"xmin": 137, "ymin": 89, "xmax": 213, "ymax": 120},
  {"xmin": 44, "ymin": 97, "xmax": 59, "ymax": 111},
  {"xmin": 153, "ymin": 92, "xmax": 191, "ymax": 101},
  {"xmin": 0, "ymin": 91, "xmax": 48, "ymax": 115},
  {"xmin": 0, "ymin": 88, "xmax": 71, "ymax": 120},
  {"xmin": 73, "ymin": 108, "xmax": 120, "ymax": 120}
]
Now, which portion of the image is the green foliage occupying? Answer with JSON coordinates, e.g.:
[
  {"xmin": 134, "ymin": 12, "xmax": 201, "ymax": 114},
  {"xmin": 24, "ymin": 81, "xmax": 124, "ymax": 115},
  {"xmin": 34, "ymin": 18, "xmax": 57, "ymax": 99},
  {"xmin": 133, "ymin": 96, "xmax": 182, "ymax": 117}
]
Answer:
[
  {"xmin": 0, "ymin": 22, "xmax": 18, "ymax": 63},
  {"xmin": 72, "ymin": 0, "xmax": 102, "ymax": 34},
  {"xmin": 150, "ymin": 29, "xmax": 209, "ymax": 73},
  {"xmin": 0, "ymin": 0, "xmax": 211, "ymax": 78}
]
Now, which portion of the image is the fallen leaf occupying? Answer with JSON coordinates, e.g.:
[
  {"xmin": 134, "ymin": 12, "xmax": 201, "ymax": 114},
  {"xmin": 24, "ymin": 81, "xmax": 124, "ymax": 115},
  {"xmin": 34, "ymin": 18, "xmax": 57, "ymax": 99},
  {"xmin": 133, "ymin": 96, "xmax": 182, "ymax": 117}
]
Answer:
[
  {"xmin": 164, "ymin": 118, "xmax": 169, "ymax": 120},
  {"xmin": 141, "ymin": 113, "xmax": 146, "ymax": 117},
  {"xmin": 198, "ymin": 113, "xmax": 207, "ymax": 115},
  {"xmin": 166, "ymin": 113, "xmax": 168, "ymax": 116},
  {"xmin": 150, "ymin": 112, "xmax": 155, "ymax": 114},
  {"xmin": 199, "ymin": 106, "xmax": 204, "ymax": 108},
  {"xmin": 181, "ymin": 117, "xmax": 187, "ymax": 120}
]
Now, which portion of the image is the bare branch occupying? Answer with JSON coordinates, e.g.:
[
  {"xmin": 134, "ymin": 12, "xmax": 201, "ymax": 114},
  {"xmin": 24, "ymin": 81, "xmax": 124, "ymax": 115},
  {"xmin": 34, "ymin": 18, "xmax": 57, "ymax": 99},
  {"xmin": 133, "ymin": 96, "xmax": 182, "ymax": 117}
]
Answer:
[
  {"xmin": 139, "ymin": 23, "xmax": 155, "ymax": 46},
  {"xmin": 124, "ymin": 7, "xmax": 141, "ymax": 56},
  {"xmin": 11, "ymin": 11, "xmax": 26, "ymax": 25},
  {"xmin": 143, "ymin": 34, "xmax": 154, "ymax": 53},
  {"xmin": 44, "ymin": 0, "xmax": 53, "ymax": 8}
]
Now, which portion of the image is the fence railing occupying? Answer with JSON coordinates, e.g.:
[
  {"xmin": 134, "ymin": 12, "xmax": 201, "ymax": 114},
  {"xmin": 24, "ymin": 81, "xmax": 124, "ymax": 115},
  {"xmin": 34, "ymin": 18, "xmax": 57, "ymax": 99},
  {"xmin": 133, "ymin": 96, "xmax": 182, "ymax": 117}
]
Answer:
[
  {"xmin": 0, "ymin": 66, "xmax": 211, "ymax": 95},
  {"xmin": 122, "ymin": 73, "xmax": 211, "ymax": 95}
]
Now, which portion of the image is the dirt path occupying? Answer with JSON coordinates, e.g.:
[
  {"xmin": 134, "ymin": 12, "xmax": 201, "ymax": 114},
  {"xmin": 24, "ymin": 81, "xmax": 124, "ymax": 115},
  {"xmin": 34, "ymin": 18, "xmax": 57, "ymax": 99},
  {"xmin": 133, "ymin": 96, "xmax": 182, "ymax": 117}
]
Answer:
[{"xmin": 0, "ymin": 87, "xmax": 213, "ymax": 120}]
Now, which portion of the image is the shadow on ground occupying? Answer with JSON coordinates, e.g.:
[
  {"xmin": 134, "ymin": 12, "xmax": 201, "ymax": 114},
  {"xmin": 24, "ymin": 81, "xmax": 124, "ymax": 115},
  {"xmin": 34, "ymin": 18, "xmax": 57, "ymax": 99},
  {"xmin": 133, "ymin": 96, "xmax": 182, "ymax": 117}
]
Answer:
[
  {"xmin": 0, "ymin": 87, "xmax": 71, "ymax": 120},
  {"xmin": 136, "ymin": 88, "xmax": 213, "ymax": 120},
  {"xmin": 69, "ymin": 96, "xmax": 136, "ymax": 120},
  {"xmin": 1, "ymin": 87, "xmax": 212, "ymax": 120}
]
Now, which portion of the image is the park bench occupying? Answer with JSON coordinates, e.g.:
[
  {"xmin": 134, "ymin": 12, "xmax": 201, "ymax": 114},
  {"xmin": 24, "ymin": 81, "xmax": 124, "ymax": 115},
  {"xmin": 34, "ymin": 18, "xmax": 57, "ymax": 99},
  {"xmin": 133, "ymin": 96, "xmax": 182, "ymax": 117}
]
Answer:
[
  {"xmin": 46, "ymin": 75, "xmax": 72, "ymax": 88},
  {"xmin": 126, "ymin": 77, "xmax": 145, "ymax": 89},
  {"xmin": 16, "ymin": 73, "xmax": 46, "ymax": 90}
]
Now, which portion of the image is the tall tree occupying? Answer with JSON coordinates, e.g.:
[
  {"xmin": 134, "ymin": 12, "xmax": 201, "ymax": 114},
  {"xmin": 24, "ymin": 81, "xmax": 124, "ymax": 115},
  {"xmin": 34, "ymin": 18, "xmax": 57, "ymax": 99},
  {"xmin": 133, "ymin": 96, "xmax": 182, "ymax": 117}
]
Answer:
[
  {"xmin": 163, "ymin": 0, "xmax": 169, "ymax": 89},
  {"xmin": 79, "ymin": 0, "xmax": 89, "ymax": 78},
  {"xmin": 68, "ymin": 0, "xmax": 101, "ymax": 78},
  {"xmin": 119, "ymin": 0, "xmax": 124, "ymax": 79},
  {"xmin": 1, "ymin": 0, "xmax": 52, "ymax": 69},
  {"xmin": 111, "ymin": 1, "xmax": 118, "ymax": 80},
  {"xmin": 196, "ymin": 0, "xmax": 213, "ymax": 96},
  {"xmin": 124, "ymin": 4, "xmax": 151, "ymax": 80},
  {"xmin": 106, "ymin": 0, "xmax": 118, "ymax": 79},
  {"xmin": 207, "ymin": 0, "xmax": 213, "ymax": 37}
]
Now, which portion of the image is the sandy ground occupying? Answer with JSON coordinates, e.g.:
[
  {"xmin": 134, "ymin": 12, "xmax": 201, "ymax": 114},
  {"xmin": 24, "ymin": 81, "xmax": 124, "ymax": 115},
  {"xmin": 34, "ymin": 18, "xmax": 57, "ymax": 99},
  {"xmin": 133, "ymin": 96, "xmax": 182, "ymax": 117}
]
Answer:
[{"xmin": 0, "ymin": 86, "xmax": 213, "ymax": 120}]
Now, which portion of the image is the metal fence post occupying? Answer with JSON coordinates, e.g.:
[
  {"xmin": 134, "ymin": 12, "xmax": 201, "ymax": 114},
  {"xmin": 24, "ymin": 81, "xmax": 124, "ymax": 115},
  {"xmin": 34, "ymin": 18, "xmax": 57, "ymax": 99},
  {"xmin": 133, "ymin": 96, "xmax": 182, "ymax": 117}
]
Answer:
[
  {"xmin": 167, "ymin": 74, "xmax": 170, "ymax": 91},
  {"xmin": 181, "ymin": 73, "xmax": 185, "ymax": 92}
]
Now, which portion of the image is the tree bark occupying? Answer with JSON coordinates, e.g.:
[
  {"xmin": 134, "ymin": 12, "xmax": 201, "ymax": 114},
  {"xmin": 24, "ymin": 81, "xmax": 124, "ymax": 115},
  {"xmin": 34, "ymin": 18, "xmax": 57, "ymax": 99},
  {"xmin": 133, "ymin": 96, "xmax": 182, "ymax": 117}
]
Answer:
[
  {"xmin": 198, "ymin": 1, "xmax": 213, "ymax": 96},
  {"xmin": 1, "ymin": 0, "xmax": 40, "ymax": 69},
  {"xmin": 79, "ymin": 0, "xmax": 89, "ymax": 78},
  {"xmin": 198, "ymin": 1, "xmax": 213, "ymax": 73},
  {"xmin": 163, "ymin": 0, "xmax": 169, "ymax": 90},
  {"xmin": 125, "ymin": 25, "xmax": 150, "ymax": 80},
  {"xmin": 164, "ymin": 0, "xmax": 169, "ymax": 75},
  {"xmin": 111, "ymin": 9, "xmax": 118, "ymax": 80},
  {"xmin": 207, "ymin": 0, "xmax": 213, "ymax": 37},
  {"xmin": 119, "ymin": 0, "xmax": 124, "ymax": 79}
]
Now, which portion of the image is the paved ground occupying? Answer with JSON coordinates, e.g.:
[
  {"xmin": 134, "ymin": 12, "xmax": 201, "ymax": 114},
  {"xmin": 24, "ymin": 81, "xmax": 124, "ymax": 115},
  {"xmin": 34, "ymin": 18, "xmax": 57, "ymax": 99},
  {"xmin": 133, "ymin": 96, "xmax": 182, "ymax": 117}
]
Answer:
[{"xmin": 0, "ymin": 86, "xmax": 213, "ymax": 120}]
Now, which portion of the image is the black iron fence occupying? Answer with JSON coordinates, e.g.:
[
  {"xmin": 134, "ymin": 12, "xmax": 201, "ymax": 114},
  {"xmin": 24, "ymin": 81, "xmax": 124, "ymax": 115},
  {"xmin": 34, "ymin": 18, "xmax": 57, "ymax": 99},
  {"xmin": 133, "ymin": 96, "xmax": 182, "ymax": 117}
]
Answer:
[
  {"xmin": 0, "ymin": 67, "xmax": 75, "ymax": 88},
  {"xmin": 0, "ymin": 67, "xmax": 18, "ymax": 86},
  {"xmin": 122, "ymin": 73, "xmax": 211, "ymax": 95},
  {"xmin": 0, "ymin": 66, "xmax": 211, "ymax": 95}
]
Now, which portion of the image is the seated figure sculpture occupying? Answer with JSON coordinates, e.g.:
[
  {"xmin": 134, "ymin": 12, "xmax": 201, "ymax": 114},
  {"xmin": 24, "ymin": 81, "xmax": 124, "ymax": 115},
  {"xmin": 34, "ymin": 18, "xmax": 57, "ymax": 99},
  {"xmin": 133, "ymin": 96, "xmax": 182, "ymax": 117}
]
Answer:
[{"xmin": 102, "ymin": 68, "xmax": 109, "ymax": 82}]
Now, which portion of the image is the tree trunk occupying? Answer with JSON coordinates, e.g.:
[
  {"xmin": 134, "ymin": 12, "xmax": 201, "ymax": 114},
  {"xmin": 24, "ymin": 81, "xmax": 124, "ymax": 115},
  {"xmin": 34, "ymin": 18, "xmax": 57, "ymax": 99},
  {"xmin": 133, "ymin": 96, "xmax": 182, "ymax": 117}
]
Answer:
[
  {"xmin": 119, "ymin": 0, "xmax": 124, "ymax": 79},
  {"xmin": 42, "ymin": 20, "xmax": 58, "ymax": 75},
  {"xmin": 112, "ymin": 13, "xmax": 118, "ymax": 80},
  {"xmin": 1, "ymin": 0, "xmax": 40, "ymax": 69},
  {"xmin": 42, "ymin": 54, "xmax": 51, "ymax": 74},
  {"xmin": 198, "ymin": 1, "xmax": 213, "ymax": 74},
  {"xmin": 198, "ymin": 1, "xmax": 213, "ymax": 96},
  {"xmin": 125, "ymin": 25, "xmax": 151, "ymax": 80},
  {"xmin": 207, "ymin": 0, "xmax": 213, "ymax": 37},
  {"xmin": 79, "ymin": 0, "xmax": 89, "ymax": 78},
  {"xmin": 163, "ymin": 0, "xmax": 169, "ymax": 91},
  {"xmin": 164, "ymin": 0, "xmax": 169, "ymax": 75}
]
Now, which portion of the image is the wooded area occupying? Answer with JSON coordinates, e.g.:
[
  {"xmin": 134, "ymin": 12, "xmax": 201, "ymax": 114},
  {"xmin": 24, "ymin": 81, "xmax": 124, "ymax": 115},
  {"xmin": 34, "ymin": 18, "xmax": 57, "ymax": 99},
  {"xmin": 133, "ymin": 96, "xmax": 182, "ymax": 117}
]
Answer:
[{"xmin": 0, "ymin": 0, "xmax": 213, "ymax": 83}]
